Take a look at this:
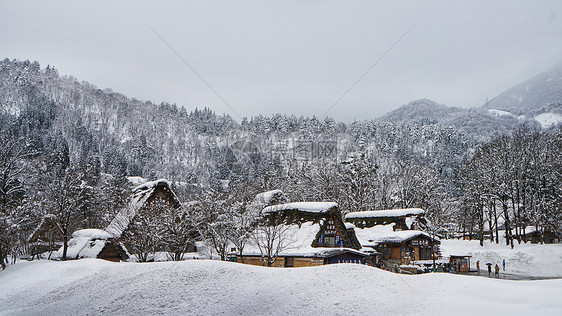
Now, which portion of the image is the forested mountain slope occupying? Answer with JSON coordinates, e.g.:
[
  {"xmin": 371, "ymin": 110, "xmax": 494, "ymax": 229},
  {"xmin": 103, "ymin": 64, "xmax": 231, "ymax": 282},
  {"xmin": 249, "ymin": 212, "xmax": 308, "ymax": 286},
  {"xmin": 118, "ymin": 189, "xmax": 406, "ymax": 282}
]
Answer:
[
  {"xmin": 379, "ymin": 99, "xmax": 547, "ymax": 138},
  {"xmin": 0, "ymin": 58, "xmax": 475, "ymax": 197},
  {"xmin": 483, "ymin": 64, "xmax": 562, "ymax": 111}
]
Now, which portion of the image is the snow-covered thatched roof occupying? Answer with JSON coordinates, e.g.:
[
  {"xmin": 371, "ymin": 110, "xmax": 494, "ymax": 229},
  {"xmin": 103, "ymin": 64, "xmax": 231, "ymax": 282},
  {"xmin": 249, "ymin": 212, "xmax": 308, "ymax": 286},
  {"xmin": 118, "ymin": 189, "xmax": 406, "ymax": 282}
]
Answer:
[
  {"xmin": 345, "ymin": 208, "xmax": 425, "ymax": 220},
  {"xmin": 253, "ymin": 189, "xmax": 284, "ymax": 205},
  {"xmin": 247, "ymin": 189, "xmax": 286, "ymax": 214},
  {"xmin": 262, "ymin": 202, "xmax": 338, "ymax": 215},
  {"xmin": 127, "ymin": 176, "xmax": 147, "ymax": 186},
  {"xmin": 54, "ymin": 229, "xmax": 113, "ymax": 259},
  {"xmin": 132, "ymin": 179, "xmax": 172, "ymax": 193},
  {"xmin": 28, "ymin": 214, "xmax": 63, "ymax": 243},
  {"xmin": 243, "ymin": 222, "xmax": 366, "ymax": 258},
  {"xmin": 353, "ymin": 224, "xmax": 438, "ymax": 247},
  {"xmin": 106, "ymin": 179, "xmax": 180, "ymax": 238}
]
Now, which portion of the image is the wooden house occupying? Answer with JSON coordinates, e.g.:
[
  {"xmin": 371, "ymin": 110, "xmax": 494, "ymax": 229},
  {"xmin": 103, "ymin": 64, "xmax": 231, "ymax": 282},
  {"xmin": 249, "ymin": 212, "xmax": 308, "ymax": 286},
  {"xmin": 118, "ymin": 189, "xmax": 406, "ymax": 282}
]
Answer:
[
  {"xmin": 27, "ymin": 214, "xmax": 64, "ymax": 258},
  {"xmin": 449, "ymin": 255, "xmax": 471, "ymax": 272},
  {"xmin": 236, "ymin": 202, "xmax": 370, "ymax": 267},
  {"xmin": 54, "ymin": 229, "xmax": 129, "ymax": 262},
  {"xmin": 345, "ymin": 209, "xmax": 440, "ymax": 267},
  {"xmin": 353, "ymin": 225, "xmax": 440, "ymax": 264},
  {"xmin": 105, "ymin": 179, "xmax": 200, "ymax": 258},
  {"xmin": 106, "ymin": 179, "xmax": 182, "ymax": 238},
  {"xmin": 518, "ymin": 226, "xmax": 560, "ymax": 244}
]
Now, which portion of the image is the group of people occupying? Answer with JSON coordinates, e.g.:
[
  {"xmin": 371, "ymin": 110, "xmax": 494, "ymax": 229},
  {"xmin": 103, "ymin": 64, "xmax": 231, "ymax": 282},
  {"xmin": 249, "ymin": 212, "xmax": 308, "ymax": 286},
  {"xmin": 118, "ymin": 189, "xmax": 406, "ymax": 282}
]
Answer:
[{"xmin": 476, "ymin": 259, "xmax": 506, "ymax": 277}]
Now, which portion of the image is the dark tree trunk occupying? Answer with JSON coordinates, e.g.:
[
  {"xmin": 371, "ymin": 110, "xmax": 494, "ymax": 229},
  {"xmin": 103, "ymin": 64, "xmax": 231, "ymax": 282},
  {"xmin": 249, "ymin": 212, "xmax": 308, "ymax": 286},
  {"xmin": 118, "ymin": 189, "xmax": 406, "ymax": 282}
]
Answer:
[
  {"xmin": 493, "ymin": 202, "xmax": 499, "ymax": 244},
  {"xmin": 503, "ymin": 202, "xmax": 510, "ymax": 246},
  {"xmin": 62, "ymin": 231, "xmax": 69, "ymax": 260},
  {"xmin": 479, "ymin": 201, "xmax": 484, "ymax": 247}
]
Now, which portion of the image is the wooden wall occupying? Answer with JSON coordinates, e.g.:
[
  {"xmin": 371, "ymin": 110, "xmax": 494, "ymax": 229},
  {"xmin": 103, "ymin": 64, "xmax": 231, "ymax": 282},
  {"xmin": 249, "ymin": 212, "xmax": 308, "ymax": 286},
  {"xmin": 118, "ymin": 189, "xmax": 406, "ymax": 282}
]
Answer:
[{"xmin": 237, "ymin": 256, "xmax": 324, "ymax": 267}]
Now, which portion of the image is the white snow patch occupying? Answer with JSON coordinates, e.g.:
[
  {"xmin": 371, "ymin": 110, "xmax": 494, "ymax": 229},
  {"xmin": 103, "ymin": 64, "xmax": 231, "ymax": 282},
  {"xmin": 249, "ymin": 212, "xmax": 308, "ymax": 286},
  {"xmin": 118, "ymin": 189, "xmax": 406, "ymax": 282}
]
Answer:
[
  {"xmin": 488, "ymin": 109, "xmax": 515, "ymax": 117},
  {"xmin": 248, "ymin": 189, "xmax": 285, "ymax": 213},
  {"xmin": 534, "ymin": 112, "xmax": 562, "ymax": 128},
  {"xmin": 127, "ymin": 176, "xmax": 147, "ymax": 186},
  {"xmin": 441, "ymin": 239, "xmax": 562, "ymax": 277},
  {"xmin": 344, "ymin": 222, "xmax": 356, "ymax": 229}
]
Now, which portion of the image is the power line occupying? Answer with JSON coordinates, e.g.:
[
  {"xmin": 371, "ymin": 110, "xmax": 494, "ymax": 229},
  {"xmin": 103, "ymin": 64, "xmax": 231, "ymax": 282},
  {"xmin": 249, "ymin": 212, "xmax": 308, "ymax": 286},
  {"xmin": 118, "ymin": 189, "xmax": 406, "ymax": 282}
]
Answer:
[
  {"xmin": 147, "ymin": 23, "xmax": 242, "ymax": 120},
  {"xmin": 322, "ymin": 24, "xmax": 415, "ymax": 118}
]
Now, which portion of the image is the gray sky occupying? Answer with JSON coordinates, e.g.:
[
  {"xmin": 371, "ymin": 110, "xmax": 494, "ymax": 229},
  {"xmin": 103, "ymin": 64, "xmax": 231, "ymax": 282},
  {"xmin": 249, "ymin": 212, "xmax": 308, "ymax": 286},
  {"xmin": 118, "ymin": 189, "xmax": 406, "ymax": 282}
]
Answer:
[{"xmin": 2, "ymin": 0, "xmax": 562, "ymax": 121}]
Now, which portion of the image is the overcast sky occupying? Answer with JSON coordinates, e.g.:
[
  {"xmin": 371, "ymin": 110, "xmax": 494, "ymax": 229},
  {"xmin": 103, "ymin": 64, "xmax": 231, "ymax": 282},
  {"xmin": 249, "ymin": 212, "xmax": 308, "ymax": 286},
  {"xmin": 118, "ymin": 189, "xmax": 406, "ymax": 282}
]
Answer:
[{"xmin": 2, "ymin": 0, "xmax": 562, "ymax": 121}]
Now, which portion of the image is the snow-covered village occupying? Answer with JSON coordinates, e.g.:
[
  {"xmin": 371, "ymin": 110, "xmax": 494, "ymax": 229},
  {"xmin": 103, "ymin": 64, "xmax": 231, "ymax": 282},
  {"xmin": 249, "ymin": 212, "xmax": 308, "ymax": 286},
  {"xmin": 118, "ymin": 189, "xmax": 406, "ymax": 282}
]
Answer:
[{"xmin": 2, "ymin": 1, "xmax": 562, "ymax": 315}]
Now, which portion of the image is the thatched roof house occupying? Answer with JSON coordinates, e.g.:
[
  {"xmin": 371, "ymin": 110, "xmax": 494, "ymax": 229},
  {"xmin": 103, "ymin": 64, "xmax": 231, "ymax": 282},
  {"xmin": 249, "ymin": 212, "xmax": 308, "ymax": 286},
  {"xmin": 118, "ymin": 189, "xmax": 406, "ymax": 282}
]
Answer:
[
  {"xmin": 27, "ymin": 214, "xmax": 64, "ymax": 257},
  {"xmin": 106, "ymin": 179, "xmax": 182, "ymax": 238},
  {"xmin": 346, "ymin": 209, "xmax": 439, "ymax": 266},
  {"xmin": 54, "ymin": 229, "xmax": 129, "ymax": 262},
  {"xmin": 238, "ymin": 201, "xmax": 370, "ymax": 267}
]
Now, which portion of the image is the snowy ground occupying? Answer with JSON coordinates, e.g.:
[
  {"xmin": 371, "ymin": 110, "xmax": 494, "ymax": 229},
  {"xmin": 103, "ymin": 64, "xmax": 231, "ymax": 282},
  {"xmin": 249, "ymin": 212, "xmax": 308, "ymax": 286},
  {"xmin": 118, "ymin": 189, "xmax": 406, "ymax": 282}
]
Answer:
[
  {"xmin": 1, "ymin": 259, "xmax": 561, "ymax": 315},
  {"xmin": 440, "ymin": 240, "xmax": 562, "ymax": 277}
]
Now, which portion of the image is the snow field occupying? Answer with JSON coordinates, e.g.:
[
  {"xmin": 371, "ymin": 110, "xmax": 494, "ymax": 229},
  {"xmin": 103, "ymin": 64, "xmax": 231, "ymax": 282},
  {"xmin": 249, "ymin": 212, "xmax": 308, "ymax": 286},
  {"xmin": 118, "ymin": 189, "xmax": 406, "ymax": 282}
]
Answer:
[
  {"xmin": 1, "ymin": 259, "xmax": 562, "ymax": 315},
  {"xmin": 441, "ymin": 240, "xmax": 562, "ymax": 277}
]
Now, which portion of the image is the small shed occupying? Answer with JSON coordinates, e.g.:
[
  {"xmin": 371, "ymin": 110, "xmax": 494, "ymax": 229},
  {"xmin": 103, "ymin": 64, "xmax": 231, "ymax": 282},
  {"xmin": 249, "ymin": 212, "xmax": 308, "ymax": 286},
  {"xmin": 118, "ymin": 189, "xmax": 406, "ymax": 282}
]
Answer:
[
  {"xmin": 55, "ymin": 229, "xmax": 129, "ymax": 262},
  {"xmin": 27, "ymin": 214, "xmax": 64, "ymax": 258},
  {"xmin": 449, "ymin": 255, "xmax": 471, "ymax": 272}
]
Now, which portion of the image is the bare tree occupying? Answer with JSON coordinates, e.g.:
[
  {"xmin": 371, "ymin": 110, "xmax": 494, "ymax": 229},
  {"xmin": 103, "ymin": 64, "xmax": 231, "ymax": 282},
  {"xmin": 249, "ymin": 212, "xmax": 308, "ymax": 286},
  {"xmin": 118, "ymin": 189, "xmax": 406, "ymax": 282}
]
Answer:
[
  {"xmin": 122, "ymin": 200, "xmax": 167, "ymax": 262},
  {"xmin": 160, "ymin": 206, "xmax": 198, "ymax": 261},
  {"xmin": 0, "ymin": 134, "xmax": 34, "ymax": 268},
  {"xmin": 42, "ymin": 165, "xmax": 89, "ymax": 260},
  {"xmin": 228, "ymin": 202, "xmax": 256, "ymax": 263},
  {"xmin": 195, "ymin": 196, "xmax": 234, "ymax": 261},
  {"xmin": 252, "ymin": 216, "xmax": 294, "ymax": 267}
]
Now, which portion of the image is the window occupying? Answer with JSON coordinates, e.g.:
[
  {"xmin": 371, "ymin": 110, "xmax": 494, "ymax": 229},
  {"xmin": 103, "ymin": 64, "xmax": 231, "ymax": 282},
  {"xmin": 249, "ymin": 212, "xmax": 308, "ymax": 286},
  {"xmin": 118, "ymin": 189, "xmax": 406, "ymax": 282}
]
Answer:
[
  {"xmin": 382, "ymin": 247, "xmax": 392, "ymax": 259},
  {"xmin": 324, "ymin": 236, "xmax": 336, "ymax": 247},
  {"xmin": 285, "ymin": 257, "xmax": 294, "ymax": 267},
  {"xmin": 420, "ymin": 247, "xmax": 431, "ymax": 260}
]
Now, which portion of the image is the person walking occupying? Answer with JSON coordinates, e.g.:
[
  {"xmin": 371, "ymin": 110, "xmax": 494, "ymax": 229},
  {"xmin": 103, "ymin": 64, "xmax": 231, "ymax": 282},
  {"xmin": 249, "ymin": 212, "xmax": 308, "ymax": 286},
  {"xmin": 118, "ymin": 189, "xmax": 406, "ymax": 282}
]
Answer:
[
  {"xmin": 502, "ymin": 259, "xmax": 505, "ymax": 271},
  {"xmin": 476, "ymin": 260, "xmax": 480, "ymax": 273},
  {"xmin": 495, "ymin": 264, "xmax": 500, "ymax": 278},
  {"xmin": 487, "ymin": 263, "xmax": 492, "ymax": 277}
]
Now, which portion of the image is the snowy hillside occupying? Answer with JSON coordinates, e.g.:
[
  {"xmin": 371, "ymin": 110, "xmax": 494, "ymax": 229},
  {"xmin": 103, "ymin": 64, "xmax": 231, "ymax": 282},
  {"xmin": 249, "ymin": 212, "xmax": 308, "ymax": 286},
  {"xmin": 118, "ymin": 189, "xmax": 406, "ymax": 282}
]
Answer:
[
  {"xmin": 378, "ymin": 99, "xmax": 536, "ymax": 137},
  {"xmin": 1, "ymin": 259, "xmax": 561, "ymax": 315},
  {"xmin": 378, "ymin": 99, "xmax": 465, "ymax": 123},
  {"xmin": 483, "ymin": 64, "xmax": 562, "ymax": 111},
  {"xmin": 534, "ymin": 112, "xmax": 562, "ymax": 128}
]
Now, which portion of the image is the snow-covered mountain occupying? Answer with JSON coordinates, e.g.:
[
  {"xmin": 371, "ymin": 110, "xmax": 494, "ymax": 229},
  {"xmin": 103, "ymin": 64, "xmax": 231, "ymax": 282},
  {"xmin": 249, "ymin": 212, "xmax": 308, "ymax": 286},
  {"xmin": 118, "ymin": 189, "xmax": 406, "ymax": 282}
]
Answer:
[
  {"xmin": 379, "ymin": 64, "xmax": 562, "ymax": 134},
  {"xmin": 483, "ymin": 64, "xmax": 562, "ymax": 111},
  {"xmin": 378, "ymin": 99, "xmax": 465, "ymax": 124},
  {"xmin": 378, "ymin": 99, "xmax": 536, "ymax": 137},
  {"xmin": 0, "ymin": 58, "xmax": 475, "ymax": 195}
]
